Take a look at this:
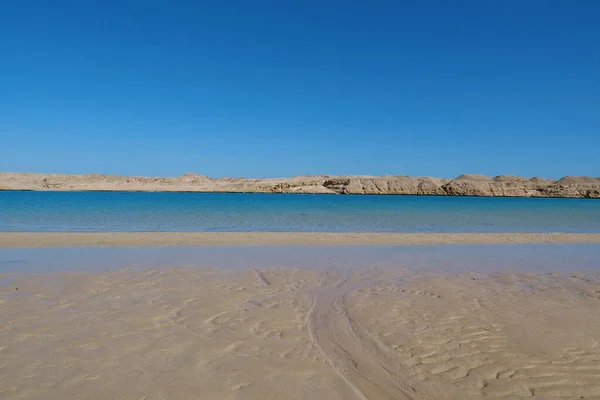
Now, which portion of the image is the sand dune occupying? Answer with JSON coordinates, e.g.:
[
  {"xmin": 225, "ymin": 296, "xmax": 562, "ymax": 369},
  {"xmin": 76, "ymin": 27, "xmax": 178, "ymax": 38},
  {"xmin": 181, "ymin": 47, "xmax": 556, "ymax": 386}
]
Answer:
[
  {"xmin": 2, "ymin": 266, "xmax": 600, "ymax": 399},
  {"xmin": 1, "ymin": 172, "xmax": 599, "ymax": 198}
]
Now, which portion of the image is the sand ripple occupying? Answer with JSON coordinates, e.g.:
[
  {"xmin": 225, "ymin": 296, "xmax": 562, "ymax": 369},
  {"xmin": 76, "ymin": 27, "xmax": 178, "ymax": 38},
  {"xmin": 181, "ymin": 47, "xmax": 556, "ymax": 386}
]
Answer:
[{"xmin": 1, "ymin": 267, "xmax": 600, "ymax": 399}]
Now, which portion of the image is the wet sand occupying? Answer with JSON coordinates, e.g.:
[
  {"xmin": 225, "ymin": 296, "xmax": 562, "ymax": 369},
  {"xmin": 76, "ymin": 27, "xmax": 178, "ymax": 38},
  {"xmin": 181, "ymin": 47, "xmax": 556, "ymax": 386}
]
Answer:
[
  {"xmin": 2, "ymin": 231, "xmax": 600, "ymax": 247},
  {"xmin": 2, "ymin": 264, "xmax": 600, "ymax": 399}
]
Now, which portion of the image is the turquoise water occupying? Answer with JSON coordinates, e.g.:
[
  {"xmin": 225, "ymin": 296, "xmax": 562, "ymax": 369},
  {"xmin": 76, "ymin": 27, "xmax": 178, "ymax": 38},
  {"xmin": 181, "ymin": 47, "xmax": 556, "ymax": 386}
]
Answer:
[{"xmin": 1, "ymin": 191, "xmax": 599, "ymax": 232}]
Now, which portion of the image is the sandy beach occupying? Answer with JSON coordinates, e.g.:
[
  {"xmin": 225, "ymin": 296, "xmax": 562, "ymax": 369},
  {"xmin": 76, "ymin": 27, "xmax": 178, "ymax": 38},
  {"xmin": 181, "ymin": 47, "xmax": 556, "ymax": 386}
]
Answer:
[
  {"xmin": 2, "ymin": 236, "xmax": 600, "ymax": 400},
  {"xmin": 3, "ymin": 0, "xmax": 599, "ymax": 398},
  {"xmin": 2, "ymin": 233, "xmax": 600, "ymax": 399},
  {"xmin": 2, "ymin": 264, "xmax": 600, "ymax": 399},
  {"xmin": 2, "ymin": 231, "xmax": 600, "ymax": 248}
]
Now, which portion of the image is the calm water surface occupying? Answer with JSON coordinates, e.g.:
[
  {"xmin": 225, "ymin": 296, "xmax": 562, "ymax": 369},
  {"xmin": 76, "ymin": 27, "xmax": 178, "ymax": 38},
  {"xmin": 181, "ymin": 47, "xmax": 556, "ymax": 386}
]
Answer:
[{"xmin": 1, "ymin": 191, "xmax": 599, "ymax": 233}]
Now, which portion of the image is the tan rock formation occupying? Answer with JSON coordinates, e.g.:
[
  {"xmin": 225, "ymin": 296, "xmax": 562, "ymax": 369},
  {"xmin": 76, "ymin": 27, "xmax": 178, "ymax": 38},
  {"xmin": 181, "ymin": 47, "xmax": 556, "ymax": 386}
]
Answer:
[{"xmin": 0, "ymin": 172, "xmax": 598, "ymax": 198}]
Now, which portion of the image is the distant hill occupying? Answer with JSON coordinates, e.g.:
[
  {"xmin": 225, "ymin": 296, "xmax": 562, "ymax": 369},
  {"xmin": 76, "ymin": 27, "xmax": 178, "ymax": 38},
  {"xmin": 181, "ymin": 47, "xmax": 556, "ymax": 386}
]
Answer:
[{"xmin": 1, "ymin": 172, "xmax": 599, "ymax": 198}]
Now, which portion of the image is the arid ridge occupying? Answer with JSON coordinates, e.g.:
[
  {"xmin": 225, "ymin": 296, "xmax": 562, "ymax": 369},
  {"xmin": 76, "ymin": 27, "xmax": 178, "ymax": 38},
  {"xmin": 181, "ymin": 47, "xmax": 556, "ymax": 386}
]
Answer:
[{"xmin": 1, "ymin": 172, "xmax": 599, "ymax": 198}]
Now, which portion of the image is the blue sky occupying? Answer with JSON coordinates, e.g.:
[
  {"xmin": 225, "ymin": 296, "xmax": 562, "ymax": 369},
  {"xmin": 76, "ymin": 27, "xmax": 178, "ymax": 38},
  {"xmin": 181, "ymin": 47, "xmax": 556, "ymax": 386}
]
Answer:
[{"xmin": 1, "ymin": 1, "xmax": 599, "ymax": 178}]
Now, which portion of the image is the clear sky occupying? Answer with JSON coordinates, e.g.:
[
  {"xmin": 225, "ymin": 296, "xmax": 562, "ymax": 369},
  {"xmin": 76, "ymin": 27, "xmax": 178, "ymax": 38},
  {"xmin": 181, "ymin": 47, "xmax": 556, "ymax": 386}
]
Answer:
[{"xmin": 1, "ymin": 1, "xmax": 599, "ymax": 178}]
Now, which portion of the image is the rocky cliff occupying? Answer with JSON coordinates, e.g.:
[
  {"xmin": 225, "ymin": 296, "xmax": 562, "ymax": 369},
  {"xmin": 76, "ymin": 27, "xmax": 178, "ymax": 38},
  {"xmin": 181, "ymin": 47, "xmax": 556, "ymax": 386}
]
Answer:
[{"xmin": 1, "ymin": 172, "xmax": 599, "ymax": 198}]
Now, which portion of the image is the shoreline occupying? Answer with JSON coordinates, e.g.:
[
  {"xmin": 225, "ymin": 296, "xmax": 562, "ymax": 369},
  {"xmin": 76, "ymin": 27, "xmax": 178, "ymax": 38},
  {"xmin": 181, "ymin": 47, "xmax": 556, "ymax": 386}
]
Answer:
[
  {"xmin": 3, "ymin": 188, "xmax": 600, "ymax": 200},
  {"xmin": 2, "ymin": 231, "xmax": 600, "ymax": 248}
]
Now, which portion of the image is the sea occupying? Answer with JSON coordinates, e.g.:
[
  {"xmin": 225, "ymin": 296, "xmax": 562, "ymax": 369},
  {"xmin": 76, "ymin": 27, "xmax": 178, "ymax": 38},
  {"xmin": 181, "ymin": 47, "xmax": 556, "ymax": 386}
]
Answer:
[
  {"xmin": 1, "ymin": 191, "xmax": 599, "ymax": 233},
  {"xmin": 1, "ymin": 191, "xmax": 600, "ymax": 275}
]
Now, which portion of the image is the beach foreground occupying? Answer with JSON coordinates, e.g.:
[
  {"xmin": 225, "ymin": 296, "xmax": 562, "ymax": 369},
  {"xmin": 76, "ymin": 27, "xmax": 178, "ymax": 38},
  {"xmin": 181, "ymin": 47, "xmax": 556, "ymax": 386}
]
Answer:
[
  {"xmin": 3, "ymin": 231, "xmax": 600, "ymax": 248},
  {"xmin": 2, "ymin": 265, "xmax": 600, "ymax": 399}
]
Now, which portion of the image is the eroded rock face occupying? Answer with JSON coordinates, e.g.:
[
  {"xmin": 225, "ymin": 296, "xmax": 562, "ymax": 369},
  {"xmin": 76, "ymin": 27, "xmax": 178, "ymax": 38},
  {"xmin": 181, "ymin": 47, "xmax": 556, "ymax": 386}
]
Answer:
[
  {"xmin": 323, "ymin": 177, "xmax": 447, "ymax": 195},
  {"xmin": 439, "ymin": 175, "xmax": 600, "ymax": 198},
  {"xmin": 542, "ymin": 177, "xmax": 600, "ymax": 198},
  {"xmin": 0, "ymin": 172, "xmax": 598, "ymax": 198},
  {"xmin": 442, "ymin": 175, "xmax": 548, "ymax": 197}
]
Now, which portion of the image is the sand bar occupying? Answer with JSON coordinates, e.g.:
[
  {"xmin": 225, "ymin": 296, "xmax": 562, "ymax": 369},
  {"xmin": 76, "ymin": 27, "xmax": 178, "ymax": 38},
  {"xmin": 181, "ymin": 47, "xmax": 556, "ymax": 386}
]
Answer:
[{"xmin": 1, "ymin": 231, "xmax": 600, "ymax": 248}]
